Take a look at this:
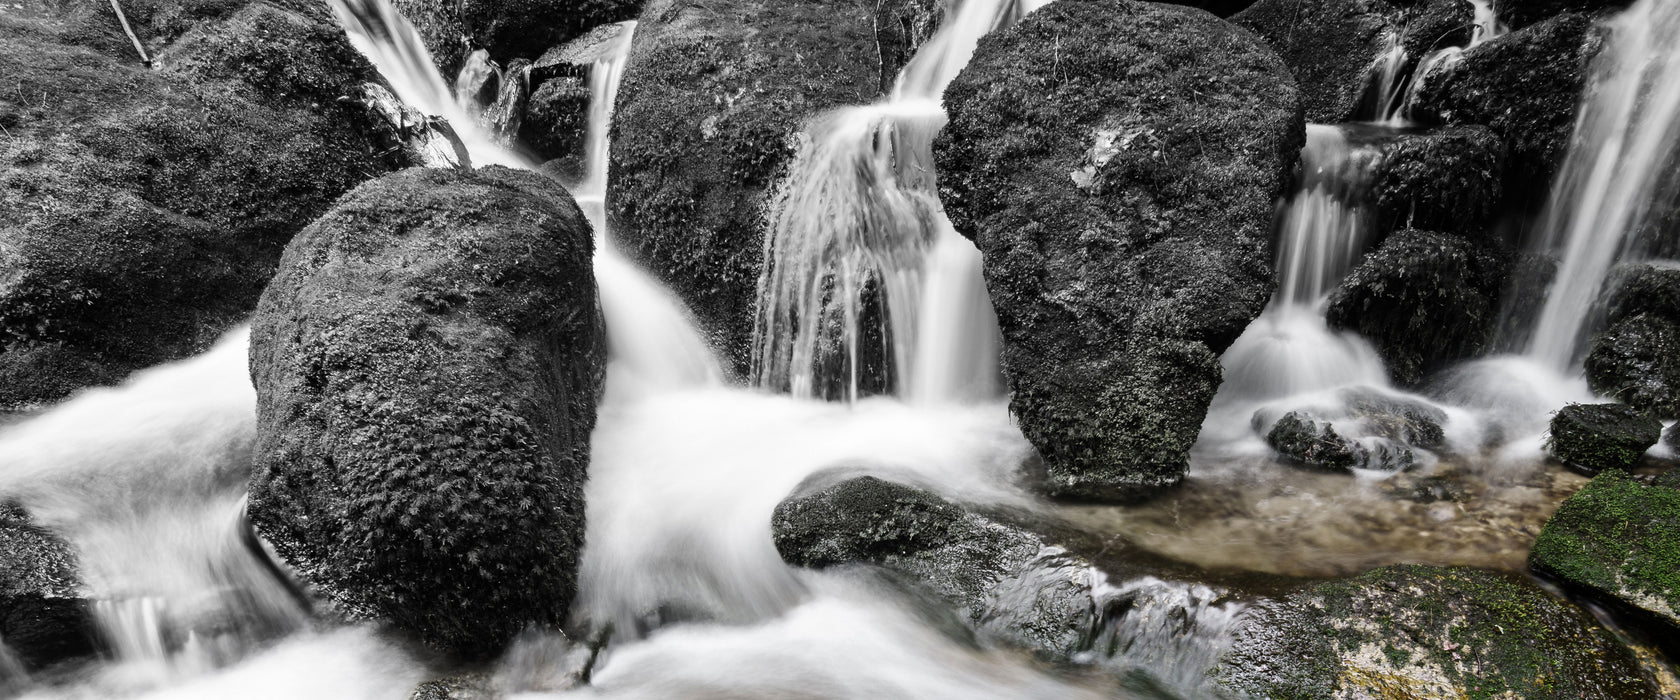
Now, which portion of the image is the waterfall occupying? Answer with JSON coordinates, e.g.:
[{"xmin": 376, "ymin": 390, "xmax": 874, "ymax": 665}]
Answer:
[
  {"xmin": 1523, "ymin": 0, "xmax": 1680, "ymax": 372},
  {"xmin": 750, "ymin": 0, "xmax": 1039, "ymax": 403}
]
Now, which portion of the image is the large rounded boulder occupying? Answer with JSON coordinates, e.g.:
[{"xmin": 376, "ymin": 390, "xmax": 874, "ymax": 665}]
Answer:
[
  {"xmin": 935, "ymin": 0, "xmax": 1301, "ymax": 500},
  {"xmin": 0, "ymin": 1, "xmax": 397, "ymax": 409},
  {"xmin": 608, "ymin": 0, "xmax": 938, "ymax": 373},
  {"xmin": 1530, "ymin": 469, "xmax": 1680, "ymax": 636},
  {"xmin": 248, "ymin": 167, "xmax": 605, "ymax": 659}
]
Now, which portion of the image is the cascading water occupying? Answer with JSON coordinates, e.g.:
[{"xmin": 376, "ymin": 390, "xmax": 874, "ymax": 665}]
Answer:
[{"xmin": 1523, "ymin": 0, "xmax": 1680, "ymax": 372}]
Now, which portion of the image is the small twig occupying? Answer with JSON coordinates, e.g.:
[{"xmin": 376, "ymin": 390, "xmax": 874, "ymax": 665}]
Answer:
[{"xmin": 108, "ymin": 0, "xmax": 152, "ymax": 68}]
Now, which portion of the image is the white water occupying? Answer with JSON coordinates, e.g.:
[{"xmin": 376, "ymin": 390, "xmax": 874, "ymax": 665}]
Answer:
[{"xmin": 1524, "ymin": 0, "xmax": 1680, "ymax": 372}]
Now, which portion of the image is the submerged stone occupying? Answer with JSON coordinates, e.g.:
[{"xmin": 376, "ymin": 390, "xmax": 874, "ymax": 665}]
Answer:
[
  {"xmin": 1327, "ymin": 230, "xmax": 1510, "ymax": 387},
  {"xmin": 1411, "ymin": 11, "xmax": 1598, "ymax": 206},
  {"xmin": 1546, "ymin": 403, "xmax": 1661, "ymax": 474},
  {"xmin": 1531, "ymin": 469, "xmax": 1680, "ymax": 636},
  {"xmin": 936, "ymin": 0, "xmax": 1301, "ymax": 500},
  {"xmin": 1370, "ymin": 125, "xmax": 1505, "ymax": 238},
  {"xmin": 1234, "ymin": 0, "xmax": 1472, "ymax": 122},
  {"xmin": 608, "ymin": 0, "xmax": 938, "ymax": 374},
  {"xmin": 1212, "ymin": 564, "xmax": 1655, "ymax": 699},
  {"xmin": 1584, "ymin": 314, "xmax": 1680, "ymax": 419},
  {"xmin": 248, "ymin": 167, "xmax": 605, "ymax": 659}
]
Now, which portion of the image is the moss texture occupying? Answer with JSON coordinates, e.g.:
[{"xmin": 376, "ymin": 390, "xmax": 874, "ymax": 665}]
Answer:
[
  {"xmin": 1584, "ymin": 314, "xmax": 1680, "ymax": 419},
  {"xmin": 0, "ymin": 1, "xmax": 394, "ymax": 409},
  {"xmin": 935, "ymin": 0, "xmax": 1301, "ymax": 501},
  {"xmin": 1233, "ymin": 0, "xmax": 1471, "ymax": 123},
  {"xmin": 0, "ymin": 505, "xmax": 97, "ymax": 671},
  {"xmin": 1327, "ymin": 230, "xmax": 1510, "ymax": 387},
  {"xmin": 1546, "ymin": 403, "xmax": 1661, "ymax": 474},
  {"xmin": 1411, "ymin": 12, "xmax": 1596, "ymax": 208},
  {"xmin": 1493, "ymin": 0, "xmax": 1632, "ymax": 30},
  {"xmin": 607, "ymin": 0, "xmax": 940, "ymax": 375},
  {"xmin": 1531, "ymin": 469, "xmax": 1680, "ymax": 634},
  {"xmin": 1371, "ymin": 126, "xmax": 1505, "ymax": 239},
  {"xmin": 248, "ymin": 167, "xmax": 605, "ymax": 660},
  {"xmin": 1265, "ymin": 412, "xmax": 1371, "ymax": 473},
  {"xmin": 1213, "ymin": 564, "xmax": 1655, "ymax": 699}
]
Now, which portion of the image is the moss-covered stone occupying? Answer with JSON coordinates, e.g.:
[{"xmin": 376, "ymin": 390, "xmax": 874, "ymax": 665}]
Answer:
[
  {"xmin": 1546, "ymin": 403, "xmax": 1661, "ymax": 474},
  {"xmin": 0, "ymin": 505, "xmax": 98, "ymax": 671},
  {"xmin": 608, "ymin": 0, "xmax": 937, "ymax": 374},
  {"xmin": 248, "ymin": 167, "xmax": 605, "ymax": 660},
  {"xmin": 0, "ymin": 1, "xmax": 394, "ymax": 409},
  {"xmin": 1531, "ymin": 469, "xmax": 1680, "ymax": 635},
  {"xmin": 935, "ymin": 0, "xmax": 1300, "ymax": 500},
  {"xmin": 1411, "ymin": 12, "xmax": 1597, "ymax": 207},
  {"xmin": 1371, "ymin": 126, "xmax": 1505, "ymax": 238},
  {"xmin": 1584, "ymin": 314, "xmax": 1680, "ymax": 419},
  {"xmin": 1494, "ymin": 0, "xmax": 1632, "ymax": 30},
  {"xmin": 1265, "ymin": 412, "xmax": 1371, "ymax": 473},
  {"xmin": 1233, "ymin": 0, "xmax": 1472, "ymax": 123},
  {"xmin": 1603, "ymin": 263, "xmax": 1680, "ymax": 327},
  {"xmin": 1327, "ymin": 230, "xmax": 1510, "ymax": 387},
  {"xmin": 1213, "ymin": 564, "xmax": 1656, "ymax": 699}
]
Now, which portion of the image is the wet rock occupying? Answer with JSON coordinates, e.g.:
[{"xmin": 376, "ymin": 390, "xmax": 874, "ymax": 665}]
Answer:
[
  {"xmin": 609, "ymin": 0, "xmax": 937, "ymax": 373},
  {"xmin": 772, "ymin": 475, "xmax": 1124, "ymax": 657},
  {"xmin": 410, "ymin": 673, "xmax": 495, "ymax": 700},
  {"xmin": 935, "ymin": 0, "xmax": 1301, "ymax": 500},
  {"xmin": 1213, "ymin": 564, "xmax": 1655, "ymax": 699},
  {"xmin": 1233, "ymin": 0, "xmax": 1472, "ymax": 122},
  {"xmin": 0, "ymin": 505, "xmax": 98, "ymax": 671},
  {"xmin": 1326, "ymin": 230, "xmax": 1510, "ymax": 387},
  {"xmin": 1411, "ymin": 12, "xmax": 1597, "ymax": 206},
  {"xmin": 1494, "ymin": 0, "xmax": 1633, "ymax": 31},
  {"xmin": 1265, "ymin": 412, "xmax": 1372, "ymax": 473},
  {"xmin": 1546, "ymin": 403, "xmax": 1662, "ymax": 474},
  {"xmin": 460, "ymin": 0, "xmax": 638, "ymax": 63},
  {"xmin": 0, "ymin": 3, "xmax": 395, "ymax": 410},
  {"xmin": 1604, "ymin": 263, "xmax": 1680, "ymax": 326},
  {"xmin": 1339, "ymin": 387, "xmax": 1449, "ymax": 452},
  {"xmin": 248, "ymin": 167, "xmax": 606, "ymax": 659},
  {"xmin": 1370, "ymin": 126, "xmax": 1505, "ymax": 238},
  {"xmin": 1584, "ymin": 314, "xmax": 1680, "ymax": 419},
  {"xmin": 518, "ymin": 23, "xmax": 631, "ymax": 167},
  {"xmin": 1531, "ymin": 469, "xmax": 1680, "ymax": 636}
]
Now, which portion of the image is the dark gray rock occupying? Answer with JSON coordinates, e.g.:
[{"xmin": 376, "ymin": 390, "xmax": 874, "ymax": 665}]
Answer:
[
  {"xmin": 1530, "ymin": 469, "xmax": 1680, "ymax": 637},
  {"xmin": 0, "ymin": 1, "xmax": 396, "ymax": 410},
  {"xmin": 1546, "ymin": 402, "xmax": 1661, "ymax": 474},
  {"xmin": 1411, "ymin": 12, "xmax": 1598, "ymax": 207},
  {"xmin": 935, "ymin": 0, "xmax": 1301, "ymax": 500},
  {"xmin": 1370, "ymin": 126, "xmax": 1505, "ymax": 238},
  {"xmin": 1494, "ymin": 0, "xmax": 1632, "ymax": 30},
  {"xmin": 1265, "ymin": 412, "xmax": 1372, "ymax": 473},
  {"xmin": 518, "ymin": 24, "xmax": 632, "ymax": 169},
  {"xmin": 1233, "ymin": 0, "xmax": 1472, "ymax": 123},
  {"xmin": 1603, "ymin": 263, "xmax": 1680, "ymax": 326},
  {"xmin": 1327, "ymin": 230, "xmax": 1510, "ymax": 387},
  {"xmin": 248, "ymin": 167, "xmax": 605, "ymax": 659},
  {"xmin": 1584, "ymin": 314, "xmax": 1680, "ymax": 419},
  {"xmin": 0, "ymin": 505, "xmax": 98, "ymax": 672},
  {"xmin": 1212, "ymin": 564, "xmax": 1656, "ymax": 699},
  {"xmin": 608, "ymin": 0, "xmax": 940, "ymax": 374}
]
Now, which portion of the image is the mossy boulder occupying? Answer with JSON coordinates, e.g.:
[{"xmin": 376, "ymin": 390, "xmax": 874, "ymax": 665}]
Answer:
[
  {"xmin": 1584, "ymin": 314, "xmax": 1680, "ymax": 419},
  {"xmin": 1494, "ymin": 0, "xmax": 1633, "ymax": 31},
  {"xmin": 608, "ymin": 0, "xmax": 937, "ymax": 373},
  {"xmin": 459, "ymin": 0, "xmax": 639, "ymax": 63},
  {"xmin": 0, "ymin": 504, "xmax": 98, "ymax": 672},
  {"xmin": 1411, "ymin": 12, "xmax": 1597, "ymax": 207},
  {"xmin": 1531, "ymin": 469, "xmax": 1680, "ymax": 636},
  {"xmin": 1265, "ymin": 412, "xmax": 1372, "ymax": 473},
  {"xmin": 519, "ymin": 23, "xmax": 632, "ymax": 169},
  {"xmin": 1603, "ymin": 263, "xmax": 1680, "ymax": 326},
  {"xmin": 1212, "ymin": 564, "xmax": 1655, "ymax": 699},
  {"xmin": 0, "ymin": 2, "xmax": 394, "ymax": 409},
  {"xmin": 772, "ymin": 475, "xmax": 1127, "ymax": 657},
  {"xmin": 1326, "ymin": 230, "xmax": 1510, "ymax": 387},
  {"xmin": 248, "ymin": 167, "xmax": 605, "ymax": 659},
  {"xmin": 935, "ymin": 0, "xmax": 1301, "ymax": 500},
  {"xmin": 1370, "ymin": 126, "xmax": 1505, "ymax": 238},
  {"xmin": 1546, "ymin": 403, "xmax": 1661, "ymax": 474},
  {"xmin": 1233, "ymin": 0, "xmax": 1472, "ymax": 123}
]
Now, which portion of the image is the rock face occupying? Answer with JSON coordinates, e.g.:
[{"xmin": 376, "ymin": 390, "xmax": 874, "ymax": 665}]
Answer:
[
  {"xmin": 0, "ymin": 0, "xmax": 395, "ymax": 409},
  {"xmin": 935, "ymin": 0, "xmax": 1300, "ymax": 500},
  {"xmin": 608, "ymin": 0, "xmax": 939, "ymax": 373},
  {"xmin": 0, "ymin": 505, "xmax": 97, "ymax": 672},
  {"xmin": 1494, "ymin": 0, "xmax": 1632, "ymax": 30},
  {"xmin": 1531, "ymin": 469, "xmax": 1680, "ymax": 635},
  {"xmin": 1233, "ymin": 0, "xmax": 1471, "ymax": 123},
  {"xmin": 248, "ymin": 167, "xmax": 605, "ymax": 659},
  {"xmin": 1213, "ymin": 564, "xmax": 1655, "ymax": 699},
  {"xmin": 391, "ymin": 0, "xmax": 639, "ymax": 76},
  {"xmin": 1370, "ymin": 126, "xmax": 1505, "ymax": 238},
  {"xmin": 1411, "ymin": 12, "xmax": 1597, "ymax": 206},
  {"xmin": 1327, "ymin": 231, "xmax": 1510, "ymax": 387},
  {"xmin": 1586, "ymin": 265, "xmax": 1680, "ymax": 418},
  {"xmin": 1546, "ymin": 403, "xmax": 1661, "ymax": 474}
]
